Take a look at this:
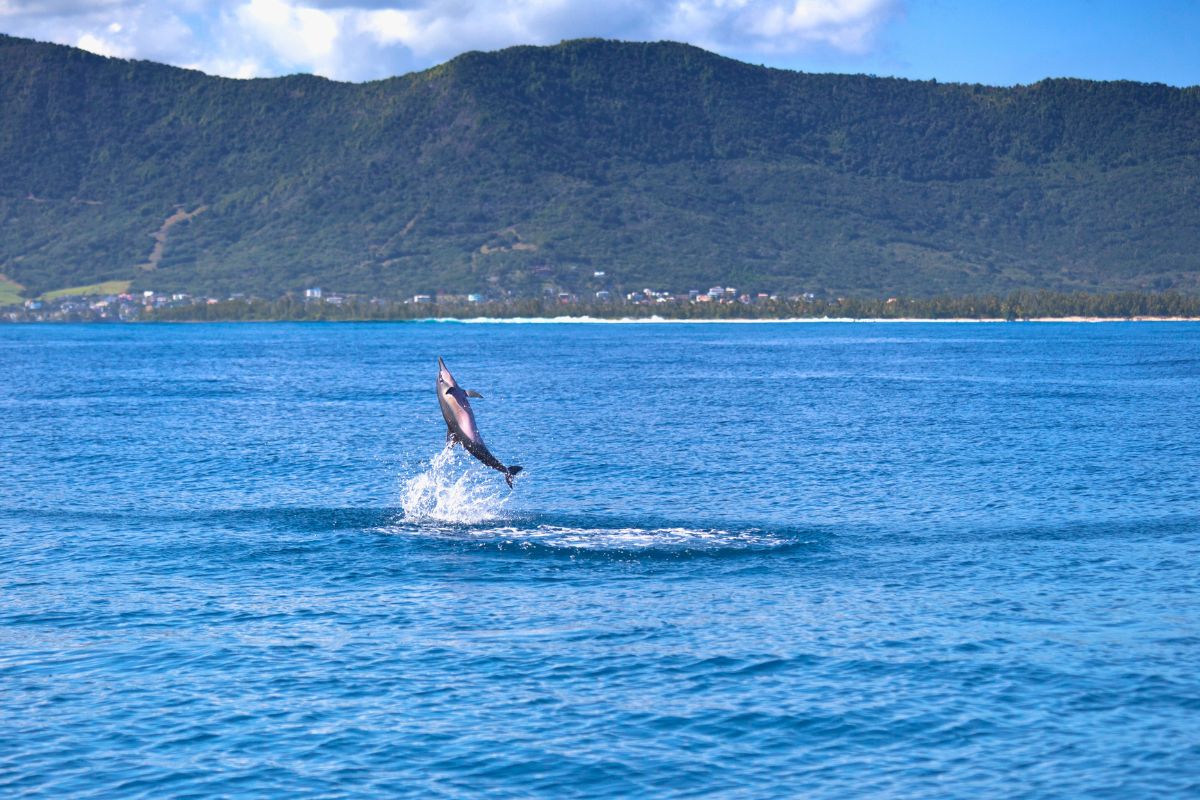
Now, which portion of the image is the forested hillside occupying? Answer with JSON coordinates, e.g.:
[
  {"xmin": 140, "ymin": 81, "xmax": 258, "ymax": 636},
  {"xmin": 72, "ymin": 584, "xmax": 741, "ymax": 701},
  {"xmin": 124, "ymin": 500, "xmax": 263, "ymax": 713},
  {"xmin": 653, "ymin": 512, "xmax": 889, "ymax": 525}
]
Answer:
[{"xmin": 1, "ymin": 34, "xmax": 1197, "ymax": 300}]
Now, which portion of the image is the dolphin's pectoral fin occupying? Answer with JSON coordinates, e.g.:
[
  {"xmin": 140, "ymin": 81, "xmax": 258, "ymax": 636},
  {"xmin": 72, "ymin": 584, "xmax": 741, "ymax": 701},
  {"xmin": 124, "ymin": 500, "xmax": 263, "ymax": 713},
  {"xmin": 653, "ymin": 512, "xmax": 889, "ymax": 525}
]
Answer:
[
  {"xmin": 465, "ymin": 389, "xmax": 484, "ymax": 399},
  {"xmin": 445, "ymin": 429, "xmax": 460, "ymax": 447},
  {"xmin": 445, "ymin": 387, "xmax": 455, "ymax": 395}
]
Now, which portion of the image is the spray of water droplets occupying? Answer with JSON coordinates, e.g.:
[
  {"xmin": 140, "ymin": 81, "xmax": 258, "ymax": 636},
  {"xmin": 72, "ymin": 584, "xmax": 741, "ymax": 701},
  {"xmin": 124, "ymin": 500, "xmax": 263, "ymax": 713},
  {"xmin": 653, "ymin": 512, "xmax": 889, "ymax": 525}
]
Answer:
[{"xmin": 400, "ymin": 445, "xmax": 511, "ymax": 525}]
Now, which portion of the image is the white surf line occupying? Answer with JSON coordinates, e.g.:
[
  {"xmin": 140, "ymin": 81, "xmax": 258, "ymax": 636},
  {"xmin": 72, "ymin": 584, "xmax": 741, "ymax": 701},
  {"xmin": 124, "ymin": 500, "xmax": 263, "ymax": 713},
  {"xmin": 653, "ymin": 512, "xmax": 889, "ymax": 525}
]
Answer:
[{"xmin": 418, "ymin": 316, "xmax": 1200, "ymax": 324}]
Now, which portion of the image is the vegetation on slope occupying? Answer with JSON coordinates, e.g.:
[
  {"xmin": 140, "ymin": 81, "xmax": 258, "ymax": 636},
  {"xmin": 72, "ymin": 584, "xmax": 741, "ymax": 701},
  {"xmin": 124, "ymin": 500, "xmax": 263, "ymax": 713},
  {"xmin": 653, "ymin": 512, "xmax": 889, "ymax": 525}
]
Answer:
[
  {"xmin": 1, "ymin": 34, "xmax": 1198, "ymax": 301},
  {"xmin": 0, "ymin": 275, "xmax": 23, "ymax": 306}
]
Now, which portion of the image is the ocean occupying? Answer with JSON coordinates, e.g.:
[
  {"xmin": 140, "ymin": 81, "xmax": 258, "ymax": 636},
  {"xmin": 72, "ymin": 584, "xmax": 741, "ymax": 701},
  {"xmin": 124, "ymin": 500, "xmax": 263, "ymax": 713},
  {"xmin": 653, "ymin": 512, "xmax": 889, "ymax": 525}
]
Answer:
[{"xmin": 2, "ymin": 321, "xmax": 1198, "ymax": 798}]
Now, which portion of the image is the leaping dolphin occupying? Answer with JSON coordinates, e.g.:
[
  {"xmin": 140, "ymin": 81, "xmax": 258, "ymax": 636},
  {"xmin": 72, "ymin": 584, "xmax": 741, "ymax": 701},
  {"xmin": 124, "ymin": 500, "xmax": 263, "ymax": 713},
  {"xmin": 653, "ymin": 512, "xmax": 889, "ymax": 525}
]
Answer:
[{"xmin": 437, "ymin": 357, "xmax": 523, "ymax": 488}]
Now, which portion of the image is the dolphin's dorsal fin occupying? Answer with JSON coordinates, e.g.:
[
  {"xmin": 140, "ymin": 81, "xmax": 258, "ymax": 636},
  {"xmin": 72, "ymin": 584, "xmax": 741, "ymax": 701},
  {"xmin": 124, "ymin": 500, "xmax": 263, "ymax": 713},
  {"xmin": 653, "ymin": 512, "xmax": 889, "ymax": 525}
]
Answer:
[{"xmin": 465, "ymin": 389, "xmax": 484, "ymax": 399}]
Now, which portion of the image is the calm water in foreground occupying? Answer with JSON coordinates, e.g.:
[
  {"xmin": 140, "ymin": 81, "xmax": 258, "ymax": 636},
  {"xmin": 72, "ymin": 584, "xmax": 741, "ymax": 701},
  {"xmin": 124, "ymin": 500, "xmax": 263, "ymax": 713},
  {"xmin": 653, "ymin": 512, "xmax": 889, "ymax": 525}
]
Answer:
[{"xmin": 2, "ymin": 321, "xmax": 1198, "ymax": 798}]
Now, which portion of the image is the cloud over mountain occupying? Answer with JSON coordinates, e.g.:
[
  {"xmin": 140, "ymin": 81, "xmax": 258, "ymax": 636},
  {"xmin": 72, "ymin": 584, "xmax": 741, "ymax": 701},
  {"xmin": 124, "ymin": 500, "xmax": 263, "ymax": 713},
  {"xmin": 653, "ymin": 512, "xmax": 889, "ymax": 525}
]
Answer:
[{"xmin": 0, "ymin": 0, "xmax": 900, "ymax": 80}]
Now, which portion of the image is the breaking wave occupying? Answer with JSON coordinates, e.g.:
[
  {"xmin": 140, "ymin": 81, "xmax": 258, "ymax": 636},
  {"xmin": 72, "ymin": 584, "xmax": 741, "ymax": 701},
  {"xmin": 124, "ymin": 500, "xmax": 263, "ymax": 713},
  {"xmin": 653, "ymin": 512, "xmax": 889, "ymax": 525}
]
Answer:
[{"xmin": 415, "ymin": 317, "xmax": 1013, "ymax": 324}]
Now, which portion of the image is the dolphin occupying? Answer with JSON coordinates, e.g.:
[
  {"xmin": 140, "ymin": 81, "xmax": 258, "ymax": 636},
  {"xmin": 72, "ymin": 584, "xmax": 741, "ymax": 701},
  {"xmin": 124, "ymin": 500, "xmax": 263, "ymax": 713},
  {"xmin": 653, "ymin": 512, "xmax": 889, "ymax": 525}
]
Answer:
[{"xmin": 437, "ymin": 357, "xmax": 523, "ymax": 488}]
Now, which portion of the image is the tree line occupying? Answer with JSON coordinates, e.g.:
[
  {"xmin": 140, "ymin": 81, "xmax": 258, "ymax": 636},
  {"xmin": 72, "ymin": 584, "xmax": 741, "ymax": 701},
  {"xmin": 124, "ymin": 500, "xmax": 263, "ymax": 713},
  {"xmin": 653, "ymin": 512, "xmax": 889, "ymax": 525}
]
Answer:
[{"xmin": 144, "ymin": 291, "xmax": 1200, "ymax": 322}]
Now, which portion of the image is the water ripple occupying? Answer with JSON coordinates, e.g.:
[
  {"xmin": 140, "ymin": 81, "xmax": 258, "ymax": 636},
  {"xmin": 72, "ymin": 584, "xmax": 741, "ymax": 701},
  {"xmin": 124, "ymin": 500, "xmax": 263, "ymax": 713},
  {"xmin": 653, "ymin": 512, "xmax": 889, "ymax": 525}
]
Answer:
[{"xmin": 2, "ymin": 323, "xmax": 1199, "ymax": 799}]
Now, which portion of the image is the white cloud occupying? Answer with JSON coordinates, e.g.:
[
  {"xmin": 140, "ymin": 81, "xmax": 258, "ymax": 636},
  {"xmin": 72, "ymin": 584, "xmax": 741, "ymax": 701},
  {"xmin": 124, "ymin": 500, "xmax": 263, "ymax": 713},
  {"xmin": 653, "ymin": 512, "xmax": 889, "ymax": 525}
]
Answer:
[
  {"xmin": 663, "ymin": 0, "xmax": 897, "ymax": 55},
  {"xmin": 2, "ymin": 1, "xmax": 204, "ymax": 67},
  {"xmin": 0, "ymin": 0, "xmax": 132, "ymax": 18},
  {"xmin": 234, "ymin": 0, "xmax": 338, "ymax": 65},
  {"xmin": 76, "ymin": 29, "xmax": 127, "ymax": 57},
  {"xmin": 0, "ymin": 0, "xmax": 902, "ymax": 80},
  {"xmin": 184, "ymin": 54, "xmax": 264, "ymax": 79}
]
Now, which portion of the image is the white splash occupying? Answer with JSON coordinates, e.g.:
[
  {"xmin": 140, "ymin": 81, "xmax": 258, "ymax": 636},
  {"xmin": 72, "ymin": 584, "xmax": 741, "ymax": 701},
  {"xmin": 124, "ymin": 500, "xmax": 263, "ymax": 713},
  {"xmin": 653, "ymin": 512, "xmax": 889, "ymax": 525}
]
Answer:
[{"xmin": 400, "ymin": 446, "xmax": 510, "ymax": 524}]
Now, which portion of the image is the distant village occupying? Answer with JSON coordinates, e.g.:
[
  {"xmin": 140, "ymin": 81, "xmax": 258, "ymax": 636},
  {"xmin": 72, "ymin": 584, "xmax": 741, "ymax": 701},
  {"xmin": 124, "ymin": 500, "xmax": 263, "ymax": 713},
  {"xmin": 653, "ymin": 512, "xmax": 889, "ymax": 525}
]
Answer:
[
  {"xmin": 6, "ymin": 275, "xmax": 1194, "ymax": 324},
  {"xmin": 9, "ymin": 290, "xmax": 194, "ymax": 322},
  {"xmin": 4, "ymin": 277, "xmax": 807, "ymax": 323}
]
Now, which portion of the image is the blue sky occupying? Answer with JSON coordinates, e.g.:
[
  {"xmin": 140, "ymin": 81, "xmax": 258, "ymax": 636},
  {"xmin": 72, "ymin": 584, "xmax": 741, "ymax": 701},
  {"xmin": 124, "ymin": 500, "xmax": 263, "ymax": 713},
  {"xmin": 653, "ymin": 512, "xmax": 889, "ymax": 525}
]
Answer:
[
  {"xmin": 0, "ymin": 0, "xmax": 1196, "ymax": 85},
  {"xmin": 826, "ymin": 0, "xmax": 1200, "ymax": 86}
]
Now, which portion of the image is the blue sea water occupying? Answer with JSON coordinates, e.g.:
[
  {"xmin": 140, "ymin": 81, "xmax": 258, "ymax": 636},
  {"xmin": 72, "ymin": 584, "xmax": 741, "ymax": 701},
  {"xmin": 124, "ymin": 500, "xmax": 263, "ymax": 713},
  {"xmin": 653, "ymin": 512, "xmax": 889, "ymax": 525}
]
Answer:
[{"xmin": 1, "ymin": 321, "xmax": 1199, "ymax": 798}]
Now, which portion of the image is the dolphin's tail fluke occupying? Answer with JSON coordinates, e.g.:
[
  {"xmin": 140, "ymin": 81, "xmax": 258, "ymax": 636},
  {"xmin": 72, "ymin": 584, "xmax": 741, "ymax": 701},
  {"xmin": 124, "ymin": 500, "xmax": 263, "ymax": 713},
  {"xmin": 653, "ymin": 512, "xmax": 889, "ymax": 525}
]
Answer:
[{"xmin": 505, "ymin": 465, "xmax": 524, "ymax": 488}]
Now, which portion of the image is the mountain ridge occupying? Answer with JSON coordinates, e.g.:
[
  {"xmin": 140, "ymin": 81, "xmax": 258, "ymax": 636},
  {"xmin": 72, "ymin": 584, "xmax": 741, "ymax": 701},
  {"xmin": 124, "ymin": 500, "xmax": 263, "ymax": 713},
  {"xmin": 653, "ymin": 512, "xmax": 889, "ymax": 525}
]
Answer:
[{"xmin": 1, "ymin": 33, "xmax": 1198, "ymax": 300}]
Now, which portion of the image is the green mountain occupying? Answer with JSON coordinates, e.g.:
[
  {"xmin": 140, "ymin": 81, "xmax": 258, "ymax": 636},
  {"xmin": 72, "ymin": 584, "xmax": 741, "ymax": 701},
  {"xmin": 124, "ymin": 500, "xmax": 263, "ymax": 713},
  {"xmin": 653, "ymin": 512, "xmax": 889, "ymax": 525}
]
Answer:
[{"xmin": 1, "ymin": 33, "xmax": 1198, "ymax": 300}]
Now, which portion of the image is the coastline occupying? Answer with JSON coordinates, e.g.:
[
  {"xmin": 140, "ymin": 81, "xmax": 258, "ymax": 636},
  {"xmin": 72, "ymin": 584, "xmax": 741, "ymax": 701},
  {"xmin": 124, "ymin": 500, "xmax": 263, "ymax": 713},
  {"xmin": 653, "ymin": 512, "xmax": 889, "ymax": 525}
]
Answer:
[
  {"xmin": 14, "ymin": 289, "xmax": 1200, "ymax": 324},
  {"xmin": 7, "ymin": 315, "xmax": 1200, "ymax": 325},
  {"xmin": 421, "ymin": 315, "xmax": 1200, "ymax": 324}
]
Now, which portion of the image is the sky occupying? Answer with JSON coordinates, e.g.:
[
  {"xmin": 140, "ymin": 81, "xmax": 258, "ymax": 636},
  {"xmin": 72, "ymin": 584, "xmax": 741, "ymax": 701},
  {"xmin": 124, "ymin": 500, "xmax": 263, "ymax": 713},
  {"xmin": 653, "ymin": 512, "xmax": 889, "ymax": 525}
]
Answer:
[{"xmin": 0, "ymin": 0, "xmax": 1197, "ymax": 86}]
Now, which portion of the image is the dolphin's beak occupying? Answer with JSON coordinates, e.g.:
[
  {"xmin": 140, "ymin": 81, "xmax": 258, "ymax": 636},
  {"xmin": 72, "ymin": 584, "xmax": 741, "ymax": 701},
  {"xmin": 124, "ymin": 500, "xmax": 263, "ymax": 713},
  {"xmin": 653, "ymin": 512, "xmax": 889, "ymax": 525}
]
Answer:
[{"xmin": 437, "ymin": 356, "xmax": 454, "ymax": 386}]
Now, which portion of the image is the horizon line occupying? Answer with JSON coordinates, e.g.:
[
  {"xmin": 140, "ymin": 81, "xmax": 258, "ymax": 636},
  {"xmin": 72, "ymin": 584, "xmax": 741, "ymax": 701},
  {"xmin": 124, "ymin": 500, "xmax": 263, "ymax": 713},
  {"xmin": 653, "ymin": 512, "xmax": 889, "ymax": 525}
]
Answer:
[{"xmin": 3, "ymin": 31, "xmax": 1196, "ymax": 91}]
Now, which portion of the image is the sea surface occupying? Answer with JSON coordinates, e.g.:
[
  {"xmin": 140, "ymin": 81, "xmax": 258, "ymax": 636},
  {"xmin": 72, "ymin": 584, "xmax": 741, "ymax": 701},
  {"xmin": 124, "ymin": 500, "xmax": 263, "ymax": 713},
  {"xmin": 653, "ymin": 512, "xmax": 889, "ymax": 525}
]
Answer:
[{"xmin": 2, "ymin": 321, "xmax": 1198, "ymax": 798}]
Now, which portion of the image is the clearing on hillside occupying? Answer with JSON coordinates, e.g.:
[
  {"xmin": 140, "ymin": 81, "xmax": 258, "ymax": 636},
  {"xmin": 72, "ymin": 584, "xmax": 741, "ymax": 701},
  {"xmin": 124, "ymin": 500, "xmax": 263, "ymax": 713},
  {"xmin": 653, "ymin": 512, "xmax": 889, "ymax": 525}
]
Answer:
[
  {"xmin": 0, "ymin": 275, "xmax": 24, "ymax": 307},
  {"xmin": 40, "ymin": 280, "xmax": 133, "ymax": 301}
]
